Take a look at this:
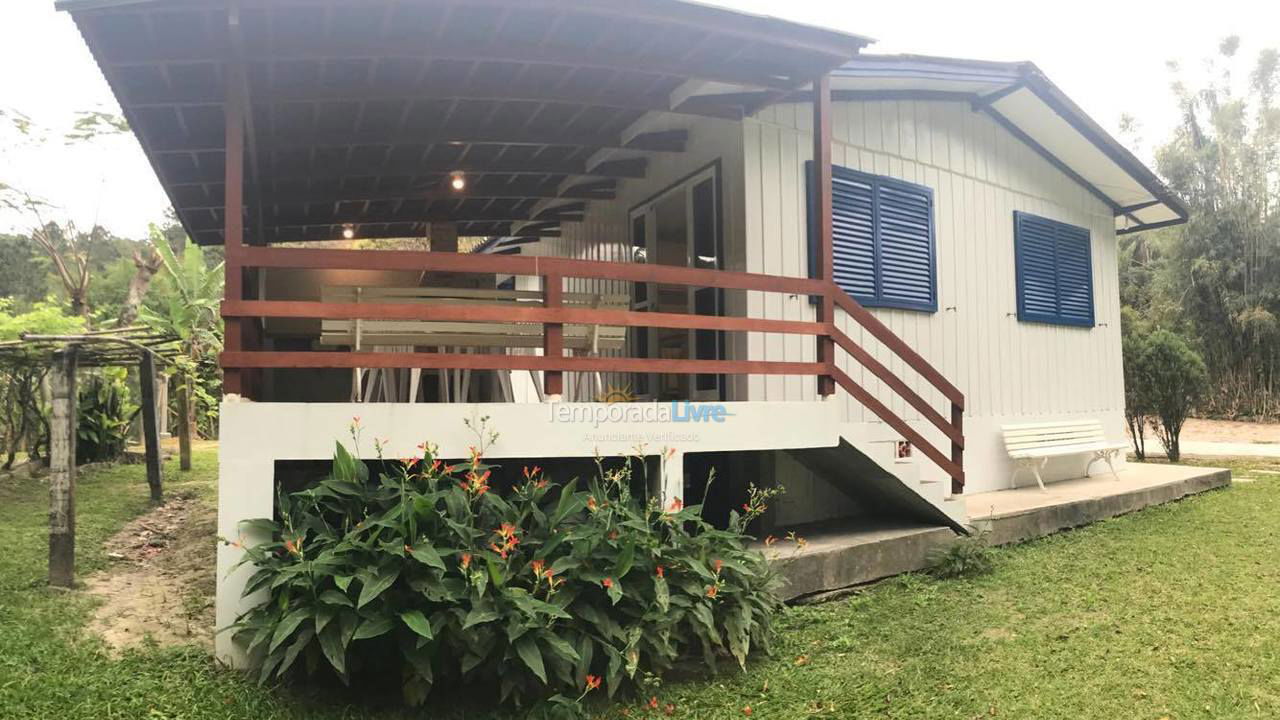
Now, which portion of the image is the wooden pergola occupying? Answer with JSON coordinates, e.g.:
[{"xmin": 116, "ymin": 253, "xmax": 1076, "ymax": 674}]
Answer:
[{"xmin": 0, "ymin": 328, "xmax": 181, "ymax": 587}]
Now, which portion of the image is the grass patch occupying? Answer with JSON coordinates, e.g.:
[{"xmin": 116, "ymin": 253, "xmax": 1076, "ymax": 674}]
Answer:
[{"xmin": 1, "ymin": 453, "xmax": 1277, "ymax": 718}]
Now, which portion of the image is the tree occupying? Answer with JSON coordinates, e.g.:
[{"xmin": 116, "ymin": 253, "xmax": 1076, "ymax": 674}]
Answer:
[
  {"xmin": 1141, "ymin": 330, "xmax": 1209, "ymax": 462},
  {"xmin": 1121, "ymin": 308, "xmax": 1152, "ymax": 460},
  {"xmin": 139, "ymin": 231, "xmax": 223, "ymax": 470},
  {"xmin": 1120, "ymin": 38, "xmax": 1280, "ymax": 419},
  {"xmin": 0, "ymin": 300, "xmax": 83, "ymax": 468}
]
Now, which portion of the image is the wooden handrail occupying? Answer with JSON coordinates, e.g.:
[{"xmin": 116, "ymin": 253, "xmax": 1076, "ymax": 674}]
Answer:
[
  {"xmin": 220, "ymin": 351, "xmax": 825, "ymax": 377},
  {"xmin": 219, "ymin": 246, "xmax": 966, "ymax": 490},
  {"xmin": 222, "ymin": 299, "xmax": 829, "ymax": 336},
  {"xmin": 232, "ymin": 246, "xmax": 828, "ymax": 297},
  {"xmin": 829, "ymin": 290, "xmax": 965, "ymax": 409}
]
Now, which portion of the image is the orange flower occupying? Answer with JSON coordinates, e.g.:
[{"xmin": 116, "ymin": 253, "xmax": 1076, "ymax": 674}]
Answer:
[
  {"xmin": 587, "ymin": 496, "xmax": 598, "ymax": 512},
  {"xmin": 404, "ymin": 544, "xmax": 413, "ymax": 554},
  {"xmin": 664, "ymin": 703, "xmax": 676, "ymax": 716},
  {"xmin": 764, "ymin": 535, "xmax": 778, "ymax": 547},
  {"xmin": 705, "ymin": 585, "xmax": 718, "ymax": 599},
  {"xmin": 460, "ymin": 553, "xmax": 472, "ymax": 569},
  {"xmin": 531, "ymin": 559, "xmax": 545, "ymax": 578},
  {"xmin": 401, "ymin": 457, "xmax": 419, "ymax": 469},
  {"xmin": 713, "ymin": 558, "xmax": 723, "ymax": 574},
  {"xmin": 585, "ymin": 674, "xmax": 602, "ymax": 691},
  {"xmin": 667, "ymin": 497, "xmax": 683, "ymax": 512},
  {"xmin": 648, "ymin": 696, "xmax": 659, "ymax": 710},
  {"xmin": 608, "ymin": 530, "xmax": 619, "ymax": 541},
  {"xmin": 743, "ymin": 706, "xmax": 753, "ymax": 716},
  {"xmin": 655, "ymin": 565, "xmax": 665, "ymax": 578},
  {"xmin": 602, "ymin": 578, "xmax": 613, "ymax": 589}
]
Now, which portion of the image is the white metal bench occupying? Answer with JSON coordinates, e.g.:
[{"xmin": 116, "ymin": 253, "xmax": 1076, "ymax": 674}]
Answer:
[{"xmin": 1001, "ymin": 420, "xmax": 1128, "ymax": 491}]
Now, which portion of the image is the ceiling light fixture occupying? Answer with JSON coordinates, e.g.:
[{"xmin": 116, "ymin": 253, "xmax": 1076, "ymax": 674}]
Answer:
[
  {"xmin": 449, "ymin": 171, "xmax": 466, "ymax": 191},
  {"xmin": 341, "ymin": 223, "xmax": 355, "ymax": 240}
]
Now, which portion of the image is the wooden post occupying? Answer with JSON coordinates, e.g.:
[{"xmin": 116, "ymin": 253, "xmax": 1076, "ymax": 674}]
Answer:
[
  {"xmin": 222, "ymin": 4, "xmax": 246, "ymax": 398},
  {"xmin": 542, "ymin": 273, "xmax": 563, "ymax": 400},
  {"xmin": 48, "ymin": 348, "xmax": 78, "ymax": 588},
  {"xmin": 177, "ymin": 376, "xmax": 193, "ymax": 471},
  {"xmin": 812, "ymin": 74, "xmax": 835, "ymax": 397},
  {"xmin": 138, "ymin": 351, "xmax": 164, "ymax": 502},
  {"xmin": 951, "ymin": 403, "xmax": 965, "ymax": 495}
]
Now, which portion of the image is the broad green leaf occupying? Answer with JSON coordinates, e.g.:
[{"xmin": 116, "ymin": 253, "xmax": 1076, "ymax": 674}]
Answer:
[
  {"xmin": 278, "ymin": 627, "xmax": 314, "ymax": 678},
  {"xmin": 357, "ymin": 565, "xmax": 400, "ymax": 609},
  {"xmin": 462, "ymin": 606, "xmax": 500, "ymax": 630},
  {"xmin": 318, "ymin": 623, "xmax": 347, "ymax": 675},
  {"xmin": 654, "ymin": 575, "xmax": 670, "ymax": 613},
  {"xmin": 352, "ymin": 614, "xmax": 394, "ymax": 640},
  {"xmin": 606, "ymin": 577, "xmax": 623, "ymax": 605},
  {"xmin": 400, "ymin": 610, "xmax": 434, "ymax": 640},
  {"xmin": 269, "ymin": 607, "xmax": 311, "ymax": 653},
  {"xmin": 515, "ymin": 636, "xmax": 547, "ymax": 683},
  {"xmin": 408, "ymin": 544, "xmax": 446, "ymax": 570},
  {"xmin": 319, "ymin": 590, "xmax": 352, "ymax": 607},
  {"xmin": 334, "ymin": 575, "xmax": 353, "ymax": 592},
  {"xmin": 315, "ymin": 605, "xmax": 337, "ymax": 635}
]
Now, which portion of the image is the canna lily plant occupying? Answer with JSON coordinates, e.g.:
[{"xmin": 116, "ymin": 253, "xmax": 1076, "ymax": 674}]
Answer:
[{"xmin": 230, "ymin": 431, "xmax": 783, "ymax": 710}]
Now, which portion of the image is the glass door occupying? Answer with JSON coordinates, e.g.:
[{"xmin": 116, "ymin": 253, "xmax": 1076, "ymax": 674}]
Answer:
[{"xmin": 627, "ymin": 166, "xmax": 723, "ymax": 402}]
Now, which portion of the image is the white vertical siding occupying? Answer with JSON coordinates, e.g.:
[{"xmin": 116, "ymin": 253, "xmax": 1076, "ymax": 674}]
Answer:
[{"xmin": 742, "ymin": 100, "xmax": 1126, "ymax": 493}]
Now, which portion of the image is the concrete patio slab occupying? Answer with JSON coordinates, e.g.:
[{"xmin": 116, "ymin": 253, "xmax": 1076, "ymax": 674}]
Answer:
[
  {"xmin": 965, "ymin": 462, "xmax": 1232, "ymax": 546},
  {"xmin": 772, "ymin": 463, "xmax": 1231, "ymax": 600},
  {"xmin": 768, "ymin": 520, "xmax": 956, "ymax": 601}
]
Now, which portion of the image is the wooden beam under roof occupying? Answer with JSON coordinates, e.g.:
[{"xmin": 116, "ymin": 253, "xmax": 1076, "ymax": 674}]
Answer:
[
  {"xmin": 179, "ymin": 180, "xmax": 614, "ymax": 211},
  {"xmin": 125, "ymin": 84, "xmax": 748, "ymax": 121},
  {"xmin": 161, "ymin": 155, "xmax": 647, "ymax": 185},
  {"xmin": 148, "ymin": 128, "xmax": 688, "ymax": 155}
]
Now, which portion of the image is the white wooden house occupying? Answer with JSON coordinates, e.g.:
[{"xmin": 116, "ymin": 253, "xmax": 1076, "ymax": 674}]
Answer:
[{"xmin": 60, "ymin": 0, "xmax": 1186, "ymax": 666}]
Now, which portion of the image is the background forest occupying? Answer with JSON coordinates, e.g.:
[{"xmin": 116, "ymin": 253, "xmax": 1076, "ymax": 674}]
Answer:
[{"xmin": 1121, "ymin": 38, "xmax": 1280, "ymax": 426}]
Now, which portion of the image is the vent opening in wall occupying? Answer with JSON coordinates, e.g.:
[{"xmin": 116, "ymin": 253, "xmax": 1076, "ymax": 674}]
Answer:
[{"xmin": 896, "ymin": 441, "xmax": 913, "ymax": 459}]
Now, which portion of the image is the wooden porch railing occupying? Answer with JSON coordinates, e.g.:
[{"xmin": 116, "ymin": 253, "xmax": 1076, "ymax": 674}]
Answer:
[{"xmin": 221, "ymin": 247, "xmax": 965, "ymax": 492}]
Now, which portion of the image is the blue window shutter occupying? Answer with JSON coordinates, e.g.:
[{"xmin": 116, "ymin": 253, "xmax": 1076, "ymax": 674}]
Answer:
[
  {"xmin": 831, "ymin": 170, "xmax": 877, "ymax": 300},
  {"xmin": 875, "ymin": 180, "xmax": 936, "ymax": 310},
  {"xmin": 1014, "ymin": 212, "xmax": 1094, "ymax": 327},
  {"xmin": 808, "ymin": 163, "xmax": 937, "ymax": 312}
]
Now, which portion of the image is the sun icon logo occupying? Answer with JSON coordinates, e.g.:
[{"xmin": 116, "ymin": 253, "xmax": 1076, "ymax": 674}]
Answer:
[{"xmin": 597, "ymin": 384, "xmax": 635, "ymax": 404}]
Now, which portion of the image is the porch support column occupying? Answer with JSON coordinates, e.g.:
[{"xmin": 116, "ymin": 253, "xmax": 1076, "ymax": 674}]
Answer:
[
  {"xmin": 222, "ymin": 3, "xmax": 246, "ymax": 398},
  {"xmin": 660, "ymin": 449, "xmax": 684, "ymax": 511},
  {"xmin": 812, "ymin": 73, "xmax": 836, "ymax": 397},
  {"xmin": 542, "ymin": 273, "xmax": 564, "ymax": 400}
]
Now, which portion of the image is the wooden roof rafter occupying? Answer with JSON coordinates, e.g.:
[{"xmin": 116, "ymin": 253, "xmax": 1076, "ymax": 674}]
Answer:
[{"xmin": 60, "ymin": 0, "xmax": 872, "ymax": 245}]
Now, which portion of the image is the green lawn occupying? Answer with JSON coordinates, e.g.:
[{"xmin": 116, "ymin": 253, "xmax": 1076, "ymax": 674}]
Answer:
[{"xmin": 1, "ymin": 452, "xmax": 1277, "ymax": 719}]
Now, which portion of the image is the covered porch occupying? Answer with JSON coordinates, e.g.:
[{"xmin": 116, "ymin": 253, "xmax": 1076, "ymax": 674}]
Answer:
[{"xmin": 65, "ymin": 0, "xmax": 967, "ymax": 491}]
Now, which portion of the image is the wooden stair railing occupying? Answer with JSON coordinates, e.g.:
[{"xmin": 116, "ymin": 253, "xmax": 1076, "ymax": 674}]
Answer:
[
  {"xmin": 825, "ymin": 285, "xmax": 965, "ymax": 494},
  {"xmin": 220, "ymin": 246, "xmax": 965, "ymax": 492}
]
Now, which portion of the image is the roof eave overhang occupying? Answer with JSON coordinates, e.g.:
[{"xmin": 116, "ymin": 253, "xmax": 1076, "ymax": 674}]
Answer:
[{"xmin": 822, "ymin": 55, "xmax": 1189, "ymax": 235}]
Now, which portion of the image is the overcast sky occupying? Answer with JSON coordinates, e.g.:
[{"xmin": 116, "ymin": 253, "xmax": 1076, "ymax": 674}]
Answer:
[{"xmin": 1, "ymin": 0, "xmax": 1275, "ymax": 239}]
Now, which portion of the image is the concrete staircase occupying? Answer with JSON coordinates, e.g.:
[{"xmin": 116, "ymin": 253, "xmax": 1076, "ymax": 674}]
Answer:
[{"xmin": 788, "ymin": 423, "xmax": 968, "ymax": 533}]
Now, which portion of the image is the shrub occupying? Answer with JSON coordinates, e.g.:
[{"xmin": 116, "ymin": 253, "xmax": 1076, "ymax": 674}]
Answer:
[
  {"xmin": 231, "ymin": 435, "xmax": 782, "ymax": 710},
  {"xmin": 1121, "ymin": 307, "xmax": 1151, "ymax": 459},
  {"xmin": 926, "ymin": 532, "xmax": 995, "ymax": 579},
  {"xmin": 1140, "ymin": 330, "xmax": 1207, "ymax": 461},
  {"xmin": 76, "ymin": 369, "xmax": 137, "ymax": 464}
]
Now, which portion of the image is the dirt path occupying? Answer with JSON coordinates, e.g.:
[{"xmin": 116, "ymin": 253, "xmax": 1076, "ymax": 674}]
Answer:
[
  {"xmin": 85, "ymin": 493, "xmax": 217, "ymax": 654},
  {"xmin": 1182, "ymin": 418, "xmax": 1280, "ymax": 444}
]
